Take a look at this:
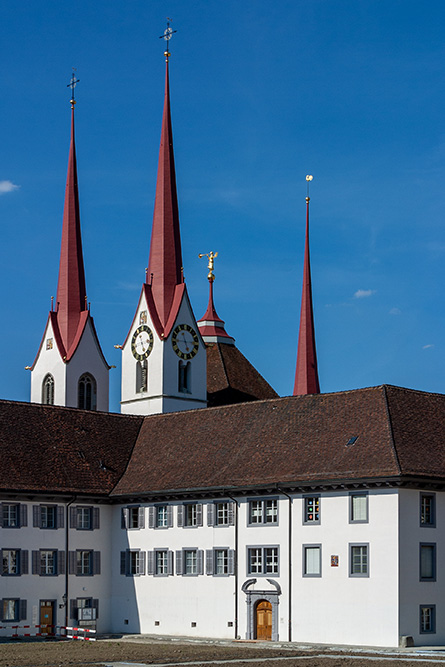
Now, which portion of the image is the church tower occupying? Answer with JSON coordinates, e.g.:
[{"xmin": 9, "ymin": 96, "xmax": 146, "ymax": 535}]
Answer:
[
  {"xmin": 119, "ymin": 40, "xmax": 206, "ymax": 416},
  {"xmin": 293, "ymin": 177, "xmax": 320, "ymax": 395},
  {"xmin": 29, "ymin": 77, "xmax": 109, "ymax": 411}
]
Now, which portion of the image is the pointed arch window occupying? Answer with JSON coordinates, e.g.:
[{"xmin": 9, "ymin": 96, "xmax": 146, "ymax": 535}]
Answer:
[
  {"xmin": 136, "ymin": 360, "xmax": 148, "ymax": 393},
  {"xmin": 178, "ymin": 361, "xmax": 191, "ymax": 394},
  {"xmin": 78, "ymin": 374, "xmax": 97, "ymax": 411},
  {"xmin": 42, "ymin": 374, "xmax": 55, "ymax": 405}
]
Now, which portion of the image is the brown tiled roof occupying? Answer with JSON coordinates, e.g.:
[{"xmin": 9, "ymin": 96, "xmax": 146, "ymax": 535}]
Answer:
[
  {"xmin": 0, "ymin": 401, "xmax": 142, "ymax": 495},
  {"xmin": 206, "ymin": 343, "xmax": 278, "ymax": 407}
]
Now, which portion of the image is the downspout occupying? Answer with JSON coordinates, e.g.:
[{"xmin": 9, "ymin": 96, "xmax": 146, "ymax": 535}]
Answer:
[
  {"xmin": 277, "ymin": 488, "xmax": 292, "ymax": 642},
  {"xmin": 226, "ymin": 494, "xmax": 239, "ymax": 639},
  {"xmin": 65, "ymin": 497, "xmax": 76, "ymax": 628}
]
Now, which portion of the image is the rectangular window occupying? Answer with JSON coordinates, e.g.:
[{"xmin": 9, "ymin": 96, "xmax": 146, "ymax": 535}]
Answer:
[
  {"xmin": 216, "ymin": 502, "xmax": 230, "ymax": 525},
  {"xmin": 207, "ymin": 501, "xmax": 235, "ymax": 527},
  {"xmin": 350, "ymin": 493, "xmax": 368, "ymax": 523},
  {"xmin": 77, "ymin": 507, "xmax": 91, "ymax": 530},
  {"xmin": 185, "ymin": 549, "xmax": 197, "ymax": 575},
  {"xmin": 247, "ymin": 546, "xmax": 279, "ymax": 576},
  {"xmin": 420, "ymin": 605, "xmax": 436, "ymax": 633},
  {"xmin": 186, "ymin": 504, "xmax": 197, "ymax": 527},
  {"xmin": 130, "ymin": 551, "xmax": 144, "ymax": 575},
  {"xmin": 2, "ymin": 549, "xmax": 19, "ymax": 575},
  {"xmin": 155, "ymin": 550, "xmax": 168, "ymax": 575},
  {"xmin": 71, "ymin": 506, "xmax": 99, "ymax": 530},
  {"xmin": 215, "ymin": 549, "xmax": 228, "ymax": 575},
  {"xmin": 40, "ymin": 550, "xmax": 57, "ymax": 576},
  {"xmin": 121, "ymin": 506, "xmax": 144, "ymax": 530},
  {"xmin": 156, "ymin": 506, "xmax": 168, "ymax": 528},
  {"xmin": 349, "ymin": 544, "xmax": 369, "ymax": 577},
  {"xmin": 41, "ymin": 506, "xmax": 56, "ymax": 528},
  {"xmin": 76, "ymin": 550, "xmax": 92, "ymax": 576},
  {"xmin": 303, "ymin": 545, "xmax": 321, "ymax": 577},
  {"xmin": 2, "ymin": 599, "xmax": 19, "ymax": 621},
  {"xmin": 2, "ymin": 503, "xmax": 24, "ymax": 528},
  {"xmin": 206, "ymin": 548, "xmax": 235, "ymax": 576},
  {"xmin": 304, "ymin": 496, "xmax": 320, "ymax": 524},
  {"xmin": 176, "ymin": 549, "xmax": 203, "ymax": 576},
  {"xmin": 71, "ymin": 597, "xmax": 99, "ymax": 621},
  {"xmin": 420, "ymin": 544, "xmax": 436, "ymax": 581},
  {"xmin": 420, "ymin": 494, "xmax": 435, "ymax": 527},
  {"xmin": 248, "ymin": 499, "xmax": 278, "ymax": 525}
]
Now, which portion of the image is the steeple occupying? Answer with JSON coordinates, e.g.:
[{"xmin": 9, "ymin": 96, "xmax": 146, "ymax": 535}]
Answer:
[
  {"xmin": 293, "ymin": 182, "xmax": 320, "ymax": 396},
  {"xmin": 55, "ymin": 96, "xmax": 87, "ymax": 352},
  {"xmin": 147, "ymin": 57, "xmax": 183, "ymax": 330},
  {"xmin": 197, "ymin": 252, "xmax": 234, "ymax": 344}
]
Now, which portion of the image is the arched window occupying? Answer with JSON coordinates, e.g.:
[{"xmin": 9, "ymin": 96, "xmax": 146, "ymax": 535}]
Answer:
[
  {"xmin": 178, "ymin": 361, "xmax": 191, "ymax": 394},
  {"xmin": 78, "ymin": 374, "xmax": 97, "ymax": 411},
  {"xmin": 136, "ymin": 360, "xmax": 148, "ymax": 393},
  {"xmin": 42, "ymin": 374, "xmax": 55, "ymax": 405}
]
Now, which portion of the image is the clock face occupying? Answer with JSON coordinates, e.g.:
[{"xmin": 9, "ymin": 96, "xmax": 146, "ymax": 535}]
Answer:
[
  {"xmin": 171, "ymin": 324, "xmax": 199, "ymax": 360},
  {"xmin": 131, "ymin": 325, "xmax": 154, "ymax": 361}
]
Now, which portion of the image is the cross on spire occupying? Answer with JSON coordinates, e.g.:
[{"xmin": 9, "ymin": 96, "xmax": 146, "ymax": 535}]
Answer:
[
  {"xmin": 159, "ymin": 18, "xmax": 177, "ymax": 60},
  {"xmin": 67, "ymin": 69, "xmax": 80, "ymax": 108}
]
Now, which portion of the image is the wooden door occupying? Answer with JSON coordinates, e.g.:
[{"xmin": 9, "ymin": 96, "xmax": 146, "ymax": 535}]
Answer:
[
  {"xmin": 255, "ymin": 600, "xmax": 272, "ymax": 640},
  {"xmin": 40, "ymin": 600, "xmax": 54, "ymax": 635}
]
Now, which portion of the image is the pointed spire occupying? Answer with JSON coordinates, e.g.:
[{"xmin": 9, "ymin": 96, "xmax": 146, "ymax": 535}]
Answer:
[
  {"xmin": 147, "ymin": 58, "xmax": 183, "ymax": 328},
  {"xmin": 293, "ymin": 186, "xmax": 320, "ymax": 396},
  {"xmin": 55, "ymin": 94, "xmax": 87, "ymax": 353},
  {"xmin": 197, "ymin": 251, "xmax": 234, "ymax": 344}
]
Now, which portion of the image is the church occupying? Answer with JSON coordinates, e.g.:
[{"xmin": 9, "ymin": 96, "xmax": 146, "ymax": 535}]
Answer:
[{"xmin": 1, "ymin": 40, "xmax": 445, "ymax": 649}]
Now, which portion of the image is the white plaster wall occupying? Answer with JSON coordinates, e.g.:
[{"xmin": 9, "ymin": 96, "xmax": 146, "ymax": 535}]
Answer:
[
  {"xmin": 399, "ymin": 488, "xmax": 445, "ymax": 645},
  {"xmin": 30, "ymin": 319, "xmax": 67, "ymax": 406},
  {"xmin": 65, "ymin": 320, "xmax": 109, "ymax": 411}
]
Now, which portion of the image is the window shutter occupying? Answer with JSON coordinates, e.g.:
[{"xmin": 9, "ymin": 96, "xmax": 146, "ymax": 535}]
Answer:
[
  {"xmin": 20, "ymin": 504, "xmax": 27, "ymax": 527},
  {"xmin": 120, "ymin": 551, "xmax": 127, "ymax": 575},
  {"xmin": 0, "ymin": 504, "xmax": 3, "ymax": 524},
  {"xmin": 70, "ymin": 507, "xmax": 78, "ymax": 529},
  {"xmin": 196, "ymin": 504, "xmax": 203, "ymax": 527},
  {"xmin": 69, "ymin": 599, "xmax": 77, "ymax": 620},
  {"xmin": 121, "ymin": 507, "xmax": 128, "ymax": 529},
  {"xmin": 93, "ymin": 599, "xmax": 99, "ymax": 618},
  {"xmin": 148, "ymin": 507, "xmax": 155, "ymax": 529},
  {"xmin": 58, "ymin": 551, "xmax": 65, "ymax": 575},
  {"xmin": 57, "ymin": 506, "xmax": 64, "ymax": 529},
  {"xmin": 93, "ymin": 507, "xmax": 100, "ymax": 529},
  {"xmin": 207, "ymin": 504, "xmax": 214, "ymax": 527},
  {"xmin": 206, "ymin": 549, "xmax": 214, "ymax": 575},
  {"xmin": 32, "ymin": 550, "xmax": 39, "ymax": 575},
  {"xmin": 21, "ymin": 550, "xmax": 29, "ymax": 575},
  {"xmin": 93, "ymin": 551, "xmax": 101, "ymax": 575},
  {"xmin": 176, "ymin": 550, "xmax": 183, "ymax": 575},
  {"xmin": 19, "ymin": 599, "xmax": 27, "ymax": 621},
  {"xmin": 33, "ymin": 505, "xmax": 41, "ymax": 527},
  {"xmin": 68, "ymin": 551, "xmax": 76, "ymax": 575},
  {"xmin": 167, "ymin": 505, "xmax": 173, "ymax": 527},
  {"xmin": 177, "ymin": 505, "xmax": 184, "ymax": 528},
  {"xmin": 147, "ymin": 551, "xmax": 154, "ymax": 575},
  {"xmin": 138, "ymin": 507, "xmax": 145, "ymax": 529},
  {"xmin": 197, "ymin": 550, "xmax": 204, "ymax": 575},
  {"xmin": 168, "ymin": 550, "xmax": 174, "ymax": 575},
  {"xmin": 139, "ymin": 551, "xmax": 146, "ymax": 575},
  {"xmin": 228, "ymin": 502, "xmax": 235, "ymax": 526},
  {"xmin": 228, "ymin": 549, "xmax": 235, "ymax": 575}
]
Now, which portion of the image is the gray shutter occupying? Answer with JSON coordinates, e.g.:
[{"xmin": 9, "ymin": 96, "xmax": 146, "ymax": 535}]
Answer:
[
  {"xmin": 21, "ymin": 550, "xmax": 29, "ymax": 575},
  {"xmin": 93, "ymin": 551, "xmax": 101, "ymax": 575},
  {"xmin": 57, "ymin": 506, "xmax": 64, "ymax": 529},
  {"xmin": 196, "ymin": 504, "xmax": 203, "ymax": 527},
  {"xmin": 206, "ymin": 549, "xmax": 214, "ymax": 575},
  {"xmin": 69, "ymin": 599, "xmax": 77, "ymax": 620},
  {"xmin": 228, "ymin": 549, "xmax": 235, "ymax": 575},
  {"xmin": 139, "ymin": 551, "xmax": 146, "ymax": 575},
  {"xmin": 58, "ymin": 551, "xmax": 65, "ymax": 575},
  {"xmin": 33, "ymin": 505, "xmax": 41, "ymax": 527},
  {"xmin": 20, "ymin": 504, "xmax": 27, "ymax": 527},
  {"xmin": 0, "ymin": 504, "xmax": 3, "ymax": 525},
  {"xmin": 121, "ymin": 507, "xmax": 128, "ymax": 529},
  {"xmin": 93, "ymin": 507, "xmax": 100, "ymax": 529},
  {"xmin": 68, "ymin": 551, "xmax": 76, "ymax": 575},
  {"xmin": 197, "ymin": 550, "xmax": 204, "ymax": 575},
  {"xmin": 93, "ymin": 599, "xmax": 99, "ymax": 618},
  {"xmin": 207, "ymin": 504, "xmax": 214, "ymax": 527},
  {"xmin": 168, "ymin": 550, "xmax": 174, "ymax": 575},
  {"xmin": 177, "ymin": 505, "xmax": 184, "ymax": 527},
  {"xmin": 70, "ymin": 507, "xmax": 77, "ymax": 529},
  {"xmin": 32, "ymin": 550, "xmax": 39, "ymax": 575},
  {"xmin": 120, "ymin": 551, "xmax": 127, "ymax": 575},
  {"xmin": 228, "ymin": 502, "xmax": 235, "ymax": 526},
  {"xmin": 148, "ymin": 507, "xmax": 155, "ymax": 529},
  {"xmin": 147, "ymin": 551, "xmax": 154, "ymax": 575},
  {"xmin": 19, "ymin": 599, "xmax": 27, "ymax": 621},
  {"xmin": 167, "ymin": 505, "xmax": 173, "ymax": 527},
  {"xmin": 176, "ymin": 550, "xmax": 183, "ymax": 575},
  {"xmin": 138, "ymin": 507, "xmax": 145, "ymax": 529}
]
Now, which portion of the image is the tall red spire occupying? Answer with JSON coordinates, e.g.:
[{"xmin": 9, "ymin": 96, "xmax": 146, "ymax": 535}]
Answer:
[
  {"xmin": 147, "ymin": 58, "xmax": 183, "ymax": 329},
  {"xmin": 293, "ymin": 194, "xmax": 320, "ymax": 396},
  {"xmin": 55, "ymin": 100, "xmax": 87, "ymax": 353}
]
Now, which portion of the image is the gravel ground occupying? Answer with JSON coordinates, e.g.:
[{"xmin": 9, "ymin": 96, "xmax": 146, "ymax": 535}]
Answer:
[{"xmin": 0, "ymin": 637, "xmax": 444, "ymax": 667}]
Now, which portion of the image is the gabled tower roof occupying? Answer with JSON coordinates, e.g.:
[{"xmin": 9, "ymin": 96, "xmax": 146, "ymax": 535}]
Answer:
[
  {"xmin": 147, "ymin": 58, "xmax": 183, "ymax": 330},
  {"xmin": 293, "ymin": 195, "xmax": 320, "ymax": 396}
]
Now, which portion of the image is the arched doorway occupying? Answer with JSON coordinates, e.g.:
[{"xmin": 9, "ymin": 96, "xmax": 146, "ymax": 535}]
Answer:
[{"xmin": 255, "ymin": 600, "xmax": 272, "ymax": 640}]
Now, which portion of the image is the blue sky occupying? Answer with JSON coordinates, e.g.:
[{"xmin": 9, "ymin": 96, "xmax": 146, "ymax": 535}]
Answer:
[{"xmin": 2, "ymin": 0, "xmax": 445, "ymax": 412}]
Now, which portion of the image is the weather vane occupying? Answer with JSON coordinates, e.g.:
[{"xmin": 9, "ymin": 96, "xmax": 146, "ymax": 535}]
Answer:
[
  {"xmin": 198, "ymin": 251, "xmax": 218, "ymax": 282},
  {"xmin": 159, "ymin": 18, "xmax": 177, "ymax": 61},
  {"xmin": 67, "ymin": 68, "xmax": 80, "ymax": 108},
  {"xmin": 306, "ymin": 174, "xmax": 313, "ymax": 200}
]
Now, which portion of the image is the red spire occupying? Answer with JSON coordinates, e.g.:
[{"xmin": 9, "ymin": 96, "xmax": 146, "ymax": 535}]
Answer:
[
  {"xmin": 293, "ymin": 196, "xmax": 320, "ymax": 396},
  {"xmin": 147, "ymin": 59, "xmax": 183, "ymax": 328},
  {"xmin": 55, "ymin": 103, "xmax": 87, "ymax": 352},
  {"xmin": 198, "ymin": 278, "xmax": 234, "ymax": 344}
]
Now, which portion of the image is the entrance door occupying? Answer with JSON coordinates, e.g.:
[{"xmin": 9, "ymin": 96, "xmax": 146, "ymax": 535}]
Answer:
[
  {"xmin": 40, "ymin": 600, "xmax": 54, "ymax": 635},
  {"xmin": 255, "ymin": 600, "xmax": 272, "ymax": 640}
]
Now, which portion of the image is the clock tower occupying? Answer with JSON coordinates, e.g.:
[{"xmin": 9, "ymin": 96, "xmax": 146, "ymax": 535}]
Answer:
[
  {"xmin": 29, "ymin": 78, "xmax": 109, "ymax": 411},
  {"xmin": 119, "ymin": 45, "xmax": 206, "ymax": 416}
]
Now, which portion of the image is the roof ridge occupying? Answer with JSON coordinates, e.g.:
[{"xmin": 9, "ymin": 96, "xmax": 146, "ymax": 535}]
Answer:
[{"xmin": 381, "ymin": 385, "xmax": 402, "ymax": 475}]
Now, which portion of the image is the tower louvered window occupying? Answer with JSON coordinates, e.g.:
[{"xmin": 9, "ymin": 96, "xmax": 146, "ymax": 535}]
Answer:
[
  {"xmin": 78, "ymin": 374, "xmax": 97, "ymax": 411},
  {"xmin": 42, "ymin": 374, "xmax": 55, "ymax": 405}
]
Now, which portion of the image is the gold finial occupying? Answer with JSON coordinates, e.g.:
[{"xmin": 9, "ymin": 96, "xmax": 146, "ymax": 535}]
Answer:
[
  {"xmin": 198, "ymin": 251, "xmax": 218, "ymax": 282},
  {"xmin": 159, "ymin": 18, "xmax": 177, "ymax": 61},
  {"xmin": 24, "ymin": 366, "xmax": 31, "ymax": 370},
  {"xmin": 67, "ymin": 68, "xmax": 80, "ymax": 109},
  {"xmin": 114, "ymin": 344, "xmax": 123, "ymax": 350},
  {"xmin": 306, "ymin": 174, "xmax": 313, "ymax": 201}
]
